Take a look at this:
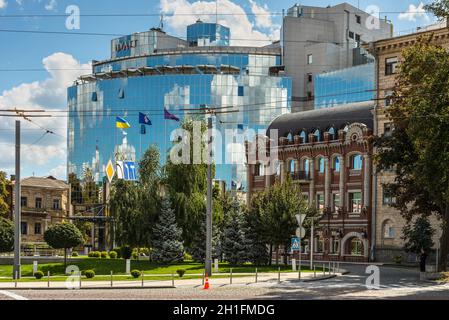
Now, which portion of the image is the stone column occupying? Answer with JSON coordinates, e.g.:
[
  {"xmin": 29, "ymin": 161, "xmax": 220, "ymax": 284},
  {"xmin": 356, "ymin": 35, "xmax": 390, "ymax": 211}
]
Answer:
[
  {"xmin": 265, "ymin": 164, "xmax": 271, "ymax": 188},
  {"xmin": 338, "ymin": 155, "xmax": 345, "ymax": 209},
  {"xmin": 280, "ymin": 160, "xmax": 286, "ymax": 184},
  {"xmin": 309, "ymin": 159, "xmax": 315, "ymax": 207},
  {"xmin": 324, "ymin": 157, "xmax": 331, "ymax": 208},
  {"xmin": 363, "ymin": 154, "xmax": 371, "ymax": 207}
]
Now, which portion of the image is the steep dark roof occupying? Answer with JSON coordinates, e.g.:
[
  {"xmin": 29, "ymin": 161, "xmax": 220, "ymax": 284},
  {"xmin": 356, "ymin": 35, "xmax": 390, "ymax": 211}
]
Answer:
[{"xmin": 267, "ymin": 102, "xmax": 374, "ymax": 138}]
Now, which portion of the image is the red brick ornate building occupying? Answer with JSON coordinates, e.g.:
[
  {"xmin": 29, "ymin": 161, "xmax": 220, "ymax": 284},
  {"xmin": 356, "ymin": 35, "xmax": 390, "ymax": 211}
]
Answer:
[{"xmin": 246, "ymin": 102, "xmax": 374, "ymax": 262}]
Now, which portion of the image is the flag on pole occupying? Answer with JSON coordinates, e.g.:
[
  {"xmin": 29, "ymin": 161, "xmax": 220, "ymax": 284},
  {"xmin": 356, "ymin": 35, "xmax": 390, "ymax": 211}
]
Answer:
[
  {"xmin": 116, "ymin": 116, "xmax": 131, "ymax": 129},
  {"xmin": 164, "ymin": 107, "xmax": 180, "ymax": 122},
  {"xmin": 139, "ymin": 112, "xmax": 152, "ymax": 126}
]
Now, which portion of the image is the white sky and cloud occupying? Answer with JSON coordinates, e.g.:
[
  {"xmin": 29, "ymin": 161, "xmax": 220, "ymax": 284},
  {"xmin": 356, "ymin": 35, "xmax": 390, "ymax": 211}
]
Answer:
[
  {"xmin": 398, "ymin": 2, "xmax": 430, "ymax": 22},
  {"xmin": 160, "ymin": 0, "xmax": 280, "ymax": 46},
  {"xmin": 0, "ymin": 53, "xmax": 90, "ymax": 180},
  {"xmin": 0, "ymin": 0, "xmax": 7, "ymax": 9}
]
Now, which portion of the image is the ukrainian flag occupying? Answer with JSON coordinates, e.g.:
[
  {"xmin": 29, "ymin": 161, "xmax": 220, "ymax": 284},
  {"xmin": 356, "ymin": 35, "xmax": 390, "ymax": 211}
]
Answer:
[{"xmin": 116, "ymin": 116, "xmax": 131, "ymax": 129}]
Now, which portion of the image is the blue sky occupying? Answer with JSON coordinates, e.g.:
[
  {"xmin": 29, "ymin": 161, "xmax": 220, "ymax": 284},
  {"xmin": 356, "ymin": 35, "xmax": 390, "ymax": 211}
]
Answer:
[{"xmin": 0, "ymin": 0, "xmax": 438, "ymax": 180}]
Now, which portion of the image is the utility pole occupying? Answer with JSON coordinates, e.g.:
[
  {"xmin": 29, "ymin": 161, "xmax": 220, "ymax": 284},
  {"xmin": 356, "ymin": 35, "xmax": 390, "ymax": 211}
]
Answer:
[
  {"xmin": 205, "ymin": 116, "xmax": 213, "ymax": 277},
  {"xmin": 310, "ymin": 218, "xmax": 314, "ymax": 270},
  {"xmin": 13, "ymin": 120, "xmax": 21, "ymax": 279}
]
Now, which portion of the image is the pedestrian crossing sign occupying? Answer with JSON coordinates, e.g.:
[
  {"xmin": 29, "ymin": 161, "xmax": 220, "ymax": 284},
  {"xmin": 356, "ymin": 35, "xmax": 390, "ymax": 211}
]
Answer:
[{"xmin": 291, "ymin": 237, "xmax": 301, "ymax": 251}]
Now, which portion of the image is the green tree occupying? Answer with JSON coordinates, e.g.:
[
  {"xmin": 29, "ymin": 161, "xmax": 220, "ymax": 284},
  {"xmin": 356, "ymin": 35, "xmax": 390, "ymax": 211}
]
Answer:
[
  {"xmin": 244, "ymin": 194, "xmax": 270, "ymax": 266},
  {"xmin": 0, "ymin": 217, "xmax": 14, "ymax": 253},
  {"xmin": 402, "ymin": 216, "xmax": 434, "ymax": 272},
  {"xmin": 68, "ymin": 173, "xmax": 83, "ymax": 205},
  {"xmin": 81, "ymin": 168, "xmax": 100, "ymax": 205},
  {"xmin": 221, "ymin": 204, "xmax": 247, "ymax": 265},
  {"xmin": 374, "ymin": 35, "xmax": 449, "ymax": 270},
  {"xmin": 0, "ymin": 171, "xmax": 10, "ymax": 217},
  {"xmin": 151, "ymin": 197, "xmax": 184, "ymax": 264},
  {"xmin": 163, "ymin": 119, "xmax": 214, "ymax": 250},
  {"xmin": 44, "ymin": 222, "xmax": 84, "ymax": 267}
]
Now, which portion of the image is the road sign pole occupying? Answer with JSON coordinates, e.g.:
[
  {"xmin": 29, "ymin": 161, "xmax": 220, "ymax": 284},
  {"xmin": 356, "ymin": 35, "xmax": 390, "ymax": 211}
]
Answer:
[
  {"xmin": 205, "ymin": 116, "xmax": 213, "ymax": 277},
  {"xmin": 13, "ymin": 120, "xmax": 21, "ymax": 280},
  {"xmin": 310, "ymin": 219, "xmax": 314, "ymax": 270}
]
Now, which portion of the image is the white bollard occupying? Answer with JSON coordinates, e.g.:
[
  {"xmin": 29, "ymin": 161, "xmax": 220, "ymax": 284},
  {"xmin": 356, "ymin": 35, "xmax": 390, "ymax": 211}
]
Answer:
[
  {"xmin": 33, "ymin": 261, "xmax": 38, "ymax": 274},
  {"xmin": 84, "ymin": 247, "xmax": 89, "ymax": 256},
  {"xmin": 214, "ymin": 259, "xmax": 219, "ymax": 273},
  {"xmin": 126, "ymin": 259, "xmax": 131, "ymax": 274},
  {"xmin": 292, "ymin": 258, "xmax": 297, "ymax": 271}
]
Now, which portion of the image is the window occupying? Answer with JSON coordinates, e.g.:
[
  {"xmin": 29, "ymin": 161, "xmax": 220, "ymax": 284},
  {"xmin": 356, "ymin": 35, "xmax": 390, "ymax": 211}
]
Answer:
[
  {"xmin": 20, "ymin": 197, "xmax": 27, "ymax": 207},
  {"xmin": 34, "ymin": 223, "xmax": 42, "ymax": 235},
  {"xmin": 327, "ymin": 127, "xmax": 336, "ymax": 140},
  {"xmin": 302, "ymin": 159, "xmax": 310, "ymax": 178},
  {"xmin": 289, "ymin": 160, "xmax": 296, "ymax": 173},
  {"xmin": 332, "ymin": 193, "xmax": 340, "ymax": 212},
  {"xmin": 254, "ymin": 163, "xmax": 264, "ymax": 176},
  {"xmin": 299, "ymin": 131, "xmax": 306, "ymax": 143},
  {"xmin": 349, "ymin": 192, "xmax": 362, "ymax": 213},
  {"xmin": 350, "ymin": 238, "xmax": 363, "ymax": 256},
  {"xmin": 355, "ymin": 34, "xmax": 361, "ymax": 46},
  {"xmin": 287, "ymin": 133, "xmax": 293, "ymax": 142},
  {"xmin": 21, "ymin": 222, "xmax": 27, "ymax": 235},
  {"xmin": 316, "ymin": 194, "xmax": 325, "ymax": 211},
  {"xmin": 316, "ymin": 238, "xmax": 324, "ymax": 253},
  {"xmin": 331, "ymin": 237, "xmax": 340, "ymax": 254},
  {"xmin": 318, "ymin": 157, "xmax": 325, "ymax": 173},
  {"xmin": 382, "ymin": 189, "xmax": 396, "ymax": 205},
  {"xmin": 348, "ymin": 31, "xmax": 354, "ymax": 39},
  {"xmin": 385, "ymin": 57, "xmax": 398, "ymax": 75},
  {"xmin": 351, "ymin": 154, "xmax": 363, "ymax": 170},
  {"xmin": 35, "ymin": 197, "xmax": 42, "ymax": 209},
  {"xmin": 383, "ymin": 123, "xmax": 393, "ymax": 137},
  {"xmin": 356, "ymin": 15, "xmax": 361, "ymax": 24},
  {"xmin": 385, "ymin": 90, "xmax": 394, "ymax": 106},
  {"xmin": 238, "ymin": 86, "xmax": 244, "ymax": 97},
  {"xmin": 307, "ymin": 54, "xmax": 313, "ymax": 65},
  {"xmin": 307, "ymin": 73, "xmax": 313, "ymax": 83},
  {"xmin": 383, "ymin": 220, "xmax": 396, "ymax": 239},
  {"xmin": 333, "ymin": 157, "xmax": 340, "ymax": 172},
  {"xmin": 313, "ymin": 129, "xmax": 320, "ymax": 142},
  {"xmin": 53, "ymin": 199, "xmax": 60, "ymax": 210},
  {"xmin": 91, "ymin": 92, "xmax": 98, "ymax": 102}
]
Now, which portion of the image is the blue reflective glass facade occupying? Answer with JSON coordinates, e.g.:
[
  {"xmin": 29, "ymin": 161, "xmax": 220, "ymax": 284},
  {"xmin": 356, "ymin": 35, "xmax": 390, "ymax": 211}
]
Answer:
[
  {"xmin": 187, "ymin": 22, "xmax": 230, "ymax": 47},
  {"xmin": 68, "ymin": 51, "xmax": 291, "ymax": 190},
  {"xmin": 314, "ymin": 63, "xmax": 375, "ymax": 109}
]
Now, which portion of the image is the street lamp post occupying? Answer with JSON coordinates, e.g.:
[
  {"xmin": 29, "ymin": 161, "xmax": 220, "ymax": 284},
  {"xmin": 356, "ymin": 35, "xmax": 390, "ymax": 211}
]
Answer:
[
  {"xmin": 205, "ymin": 116, "xmax": 213, "ymax": 277},
  {"xmin": 13, "ymin": 120, "xmax": 21, "ymax": 279}
]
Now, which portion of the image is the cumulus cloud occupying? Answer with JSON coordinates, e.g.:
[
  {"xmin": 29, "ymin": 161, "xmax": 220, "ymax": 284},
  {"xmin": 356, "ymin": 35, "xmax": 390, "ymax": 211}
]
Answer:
[
  {"xmin": 160, "ymin": 0, "xmax": 279, "ymax": 46},
  {"xmin": 0, "ymin": 53, "xmax": 90, "ymax": 180},
  {"xmin": 0, "ymin": 0, "xmax": 7, "ymax": 9},
  {"xmin": 398, "ymin": 2, "xmax": 429, "ymax": 22}
]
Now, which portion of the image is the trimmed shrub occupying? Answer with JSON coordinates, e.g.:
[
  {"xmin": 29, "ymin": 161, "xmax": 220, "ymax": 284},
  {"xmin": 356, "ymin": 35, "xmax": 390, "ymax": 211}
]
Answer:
[
  {"xmin": 131, "ymin": 270, "xmax": 142, "ymax": 279},
  {"xmin": 71, "ymin": 251, "xmax": 78, "ymax": 257},
  {"xmin": 109, "ymin": 250, "xmax": 118, "ymax": 259},
  {"xmin": 84, "ymin": 270, "xmax": 95, "ymax": 279},
  {"xmin": 183, "ymin": 253, "xmax": 193, "ymax": 261},
  {"xmin": 132, "ymin": 251, "xmax": 138, "ymax": 260},
  {"xmin": 88, "ymin": 251, "xmax": 101, "ymax": 258},
  {"xmin": 101, "ymin": 251, "xmax": 109, "ymax": 259},
  {"xmin": 120, "ymin": 246, "xmax": 133, "ymax": 260},
  {"xmin": 112, "ymin": 248, "xmax": 122, "ymax": 258},
  {"xmin": 34, "ymin": 271, "xmax": 44, "ymax": 279},
  {"xmin": 176, "ymin": 269, "xmax": 186, "ymax": 278}
]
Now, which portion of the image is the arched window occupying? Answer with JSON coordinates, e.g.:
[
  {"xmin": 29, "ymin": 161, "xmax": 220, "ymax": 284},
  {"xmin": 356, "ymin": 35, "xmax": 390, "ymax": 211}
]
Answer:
[
  {"xmin": 299, "ymin": 131, "xmax": 306, "ymax": 143},
  {"xmin": 333, "ymin": 156, "xmax": 340, "ymax": 172},
  {"xmin": 351, "ymin": 154, "xmax": 363, "ymax": 170},
  {"xmin": 317, "ymin": 157, "xmax": 325, "ymax": 173},
  {"xmin": 313, "ymin": 129, "xmax": 320, "ymax": 142},
  {"xmin": 350, "ymin": 238, "xmax": 363, "ymax": 256},
  {"xmin": 289, "ymin": 160, "xmax": 296, "ymax": 173},
  {"xmin": 301, "ymin": 158, "xmax": 310, "ymax": 179},
  {"xmin": 327, "ymin": 127, "xmax": 336, "ymax": 140},
  {"xmin": 382, "ymin": 220, "xmax": 396, "ymax": 239},
  {"xmin": 287, "ymin": 133, "xmax": 293, "ymax": 142}
]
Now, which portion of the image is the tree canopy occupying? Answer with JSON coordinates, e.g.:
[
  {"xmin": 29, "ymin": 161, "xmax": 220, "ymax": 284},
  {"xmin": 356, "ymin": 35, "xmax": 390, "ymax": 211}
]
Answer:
[{"xmin": 0, "ymin": 217, "xmax": 14, "ymax": 253}]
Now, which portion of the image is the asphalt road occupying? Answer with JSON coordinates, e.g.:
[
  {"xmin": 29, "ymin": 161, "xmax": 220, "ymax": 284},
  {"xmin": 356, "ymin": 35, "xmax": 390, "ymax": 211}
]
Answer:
[{"xmin": 0, "ymin": 264, "xmax": 448, "ymax": 300}]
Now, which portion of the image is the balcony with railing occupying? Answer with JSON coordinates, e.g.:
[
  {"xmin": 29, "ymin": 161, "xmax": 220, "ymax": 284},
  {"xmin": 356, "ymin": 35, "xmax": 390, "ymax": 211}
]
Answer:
[{"xmin": 290, "ymin": 171, "xmax": 312, "ymax": 182}]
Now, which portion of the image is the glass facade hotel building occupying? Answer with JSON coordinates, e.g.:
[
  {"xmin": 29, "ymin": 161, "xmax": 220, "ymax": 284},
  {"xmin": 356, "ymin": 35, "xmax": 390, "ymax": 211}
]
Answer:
[{"xmin": 67, "ymin": 23, "xmax": 291, "ymax": 190}]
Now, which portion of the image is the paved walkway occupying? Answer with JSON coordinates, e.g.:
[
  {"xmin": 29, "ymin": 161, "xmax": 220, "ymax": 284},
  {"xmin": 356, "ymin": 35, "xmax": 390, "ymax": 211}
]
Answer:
[{"xmin": 0, "ymin": 271, "xmax": 337, "ymax": 290}]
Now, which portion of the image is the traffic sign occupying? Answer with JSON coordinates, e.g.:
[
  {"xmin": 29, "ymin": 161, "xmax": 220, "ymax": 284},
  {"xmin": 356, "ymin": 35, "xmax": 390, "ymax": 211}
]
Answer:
[
  {"xmin": 116, "ymin": 161, "xmax": 137, "ymax": 181},
  {"xmin": 106, "ymin": 159, "xmax": 115, "ymax": 183},
  {"xmin": 295, "ymin": 214, "xmax": 307, "ymax": 226},
  {"xmin": 291, "ymin": 237, "xmax": 301, "ymax": 251}
]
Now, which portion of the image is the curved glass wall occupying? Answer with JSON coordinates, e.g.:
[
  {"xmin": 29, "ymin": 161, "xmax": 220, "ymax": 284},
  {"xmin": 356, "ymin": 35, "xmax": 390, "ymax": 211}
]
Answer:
[
  {"xmin": 68, "ymin": 72, "xmax": 291, "ymax": 190},
  {"xmin": 314, "ymin": 63, "xmax": 375, "ymax": 109}
]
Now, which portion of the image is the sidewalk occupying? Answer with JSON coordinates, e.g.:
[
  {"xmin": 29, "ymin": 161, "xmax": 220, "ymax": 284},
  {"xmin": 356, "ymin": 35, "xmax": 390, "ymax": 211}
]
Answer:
[{"xmin": 0, "ymin": 271, "xmax": 340, "ymax": 290}]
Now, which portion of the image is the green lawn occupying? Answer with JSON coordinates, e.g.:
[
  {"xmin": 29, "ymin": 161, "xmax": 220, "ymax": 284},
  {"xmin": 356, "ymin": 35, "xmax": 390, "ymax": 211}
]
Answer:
[{"xmin": 0, "ymin": 258, "xmax": 318, "ymax": 279}]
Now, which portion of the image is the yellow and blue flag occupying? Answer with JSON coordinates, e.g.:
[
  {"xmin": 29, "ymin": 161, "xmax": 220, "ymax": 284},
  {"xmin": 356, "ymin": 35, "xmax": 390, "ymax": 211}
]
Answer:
[{"xmin": 116, "ymin": 116, "xmax": 131, "ymax": 129}]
